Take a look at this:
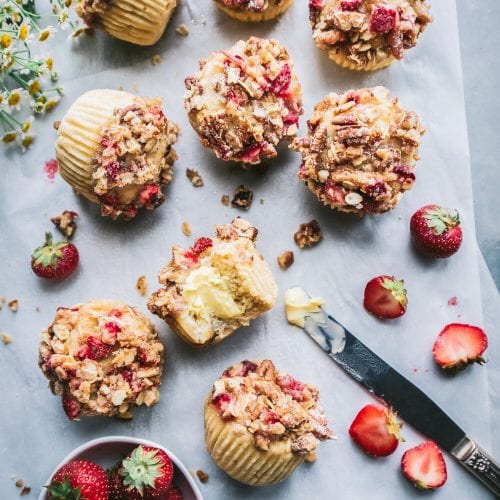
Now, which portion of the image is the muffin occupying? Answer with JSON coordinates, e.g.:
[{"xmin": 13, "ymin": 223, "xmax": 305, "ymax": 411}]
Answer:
[
  {"xmin": 309, "ymin": 0, "xmax": 432, "ymax": 71},
  {"xmin": 56, "ymin": 89, "xmax": 178, "ymax": 220},
  {"xmin": 39, "ymin": 300, "xmax": 164, "ymax": 420},
  {"xmin": 184, "ymin": 37, "xmax": 303, "ymax": 165},
  {"xmin": 290, "ymin": 87, "xmax": 424, "ymax": 214},
  {"xmin": 76, "ymin": 0, "xmax": 177, "ymax": 46},
  {"xmin": 205, "ymin": 359, "xmax": 334, "ymax": 485},
  {"xmin": 148, "ymin": 218, "xmax": 278, "ymax": 347},
  {"xmin": 214, "ymin": 0, "xmax": 294, "ymax": 22}
]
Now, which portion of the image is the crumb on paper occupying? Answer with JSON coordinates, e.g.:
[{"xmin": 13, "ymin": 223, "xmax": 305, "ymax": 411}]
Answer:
[
  {"xmin": 231, "ymin": 185, "xmax": 253, "ymax": 209},
  {"xmin": 277, "ymin": 251, "xmax": 294, "ymax": 271},
  {"xmin": 196, "ymin": 470, "xmax": 209, "ymax": 483},
  {"xmin": 8, "ymin": 300, "xmax": 18, "ymax": 312},
  {"xmin": 136, "ymin": 275, "xmax": 148, "ymax": 296},
  {"xmin": 15, "ymin": 480, "xmax": 23, "ymax": 488},
  {"xmin": 176, "ymin": 24, "xmax": 190, "ymax": 36},
  {"xmin": 2, "ymin": 334, "xmax": 12, "ymax": 345},
  {"xmin": 305, "ymin": 451, "xmax": 317, "ymax": 463},
  {"xmin": 260, "ymin": 198, "xmax": 264, "ymax": 205},
  {"xmin": 51, "ymin": 210, "xmax": 78, "ymax": 238},
  {"xmin": 151, "ymin": 54, "xmax": 162, "ymax": 65},
  {"xmin": 35, "ymin": 306, "xmax": 40, "ymax": 312},
  {"xmin": 221, "ymin": 194, "xmax": 230, "ymax": 206},
  {"xmin": 181, "ymin": 221, "xmax": 192, "ymax": 236},
  {"xmin": 53, "ymin": 120, "xmax": 60, "ymax": 130},
  {"xmin": 20, "ymin": 486, "xmax": 31, "ymax": 496},
  {"xmin": 294, "ymin": 219, "xmax": 322, "ymax": 248},
  {"xmin": 186, "ymin": 168, "xmax": 204, "ymax": 187},
  {"xmin": 0, "ymin": 297, "xmax": 5, "ymax": 311},
  {"xmin": 43, "ymin": 159, "xmax": 58, "ymax": 183},
  {"xmin": 448, "ymin": 296, "xmax": 458, "ymax": 307}
]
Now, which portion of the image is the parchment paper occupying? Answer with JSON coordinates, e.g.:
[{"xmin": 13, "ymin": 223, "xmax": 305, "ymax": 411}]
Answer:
[{"xmin": 0, "ymin": 0, "xmax": 497, "ymax": 498}]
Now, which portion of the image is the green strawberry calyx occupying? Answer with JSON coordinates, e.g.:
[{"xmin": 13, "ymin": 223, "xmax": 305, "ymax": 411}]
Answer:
[
  {"xmin": 120, "ymin": 446, "xmax": 163, "ymax": 494},
  {"xmin": 382, "ymin": 277, "xmax": 408, "ymax": 306},
  {"xmin": 46, "ymin": 476, "xmax": 82, "ymax": 500},
  {"xmin": 423, "ymin": 208, "xmax": 460, "ymax": 236},
  {"xmin": 32, "ymin": 232, "xmax": 67, "ymax": 269}
]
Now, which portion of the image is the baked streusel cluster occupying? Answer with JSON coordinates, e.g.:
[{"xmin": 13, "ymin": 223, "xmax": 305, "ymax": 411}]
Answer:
[
  {"xmin": 210, "ymin": 360, "xmax": 334, "ymax": 455},
  {"xmin": 291, "ymin": 86, "xmax": 424, "ymax": 214},
  {"xmin": 219, "ymin": 0, "xmax": 285, "ymax": 12},
  {"xmin": 39, "ymin": 301, "xmax": 164, "ymax": 420},
  {"xmin": 184, "ymin": 37, "xmax": 303, "ymax": 164}
]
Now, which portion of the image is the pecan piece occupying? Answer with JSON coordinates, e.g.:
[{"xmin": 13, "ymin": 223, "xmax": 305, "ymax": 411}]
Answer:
[
  {"xmin": 231, "ymin": 185, "xmax": 253, "ymax": 210},
  {"xmin": 294, "ymin": 220, "xmax": 322, "ymax": 248},
  {"xmin": 51, "ymin": 210, "xmax": 78, "ymax": 238},
  {"xmin": 186, "ymin": 168, "xmax": 204, "ymax": 187},
  {"xmin": 277, "ymin": 251, "xmax": 294, "ymax": 271}
]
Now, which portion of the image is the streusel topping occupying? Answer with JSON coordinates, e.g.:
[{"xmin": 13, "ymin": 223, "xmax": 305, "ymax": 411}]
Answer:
[
  {"xmin": 92, "ymin": 98, "xmax": 178, "ymax": 219},
  {"xmin": 210, "ymin": 360, "xmax": 334, "ymax": 454},
  {"xmin": 76, "ymin": 0, "xmax": 111, "ymax": 27},
  {"xmin": 39, "ymin": 301, "xmax": 164, "ymax": 419},
  {"xmin": 184, "ymin": 37, "xmax": 303, "ymax": 164},
  {"xmin": 291, "ymin": 87, "xmax": 424, "ymax": 214},
  {"xmin": 309, "ymin": 0, "xmax": 432, "ymax": 68},
  {"xmin": 218, "ymin": 0, "xmax": 284, "ymax": 12}
]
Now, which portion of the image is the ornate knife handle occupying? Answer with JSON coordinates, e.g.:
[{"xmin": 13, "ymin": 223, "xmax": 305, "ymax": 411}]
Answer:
[{"xmin": 452, "ymin": 436, "xmax": 500, "ymax": 497}]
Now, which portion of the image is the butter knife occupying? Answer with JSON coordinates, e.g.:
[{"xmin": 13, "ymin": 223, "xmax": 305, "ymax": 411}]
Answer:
[{"xmin": 302, "ymin": 306, "xmax": 500, "ymax": 497}]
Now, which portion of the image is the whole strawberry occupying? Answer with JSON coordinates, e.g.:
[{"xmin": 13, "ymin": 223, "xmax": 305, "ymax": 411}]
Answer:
[
  {"xmin": 31, "ymin": 232, "xmax": 79, "ymax": 280},
  {"xmin": 166, "ymin": 485, "xmax": 184, "ymax": 500},
  {"xmin": 47, "ymin": 460, "xmax": 109, "ymax": 500},
  {"xmin": 410, "ymin": 205, "xmax": 463, "ymax": 258},
  {"xmin": 363, "ymin": 275, "xmax": 408, "ymax": 319},
  {"xmin": 113, "ymin": 445, "xmax": 174, "ymax": 499}
]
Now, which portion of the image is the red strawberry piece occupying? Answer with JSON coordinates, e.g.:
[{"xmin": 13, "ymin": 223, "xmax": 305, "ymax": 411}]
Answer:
[
  {"xmin": 223, "ymin": 360, "xmax": 258, "ymax": 377},
  {"xmin": 184, "ymin": 237, "xmax": 214, "ymax": 261},
  {"xmin": 432, "ymin": 323, "xmax": 488, "ymax": 371},
  {"xmin": 62, "ymin": 394, "xmax": 81, "ymax": 420},
  {"xmin": 47, "ymin": 460, "xmax": 109, "ymax": 500},
  {"xmin": 340, "ymin": 0, "xmax": 361, "ymax": 11},
  {"xmin": 166, "ymin": 485, "xmax": 183, "ymax": 500},
  {"xmin": 139, "ymin": 185, "xmax": 163, "ymax": 208},
  {"xmin": 401, "ymin": 441, "xmax": 447, "ymax": 489},
  {"xmin": 103, "ymin": 321, "xmax": 121, "ymax": 335},
  {"xmin": 212, "ymin": 393, "xmax": 232, "ymax": 414},
  {"xmin": 31, "ymin": 232, "xmax": 79, "ymax": 280},
  {"xmin": 325, "ymin": 180, "xmax": 346, "ymax": 205},
  {"xmin": 363, "ymin": 275, "xmax": 408, "ymax": 319},
  {"xmin": 309, "ymin": 0, "xmax": 325, "ymax": 9},
  {"xmin": 262, "ymin": 408, "xmax": 281, "ymax": 425},
  {"xmin": 410, "ymin": 205, "xmax": 463, "ymax": 259},
  {"xmin": 349, "ymin": 404, "xmax": 403, "ymax": 457},
  {"xmin": 370, "ymin": 4, "xmax": 397, "ymax": 33},
  {"xmin": 83, "ymin": 336, "xmax": 113, "ymax": 361},
  {"xmin": 118, "ymin": 445, "xmax": 173, "ymax": 499},
  {"xmin": 269, "ymin": 63, "xmax": 292, "ymax": 98},
  {"xmin": 276, "ymin": 374, "xmax": 305, "ymax": 401},
  {"xmin": 240, "ymin": 142, "xmax": 265, "ymax": 164}
]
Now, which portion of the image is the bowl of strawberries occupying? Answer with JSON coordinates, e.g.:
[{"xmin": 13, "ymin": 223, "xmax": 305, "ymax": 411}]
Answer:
[{"xmin": 40, "ymin": 436, "xmax": 203, "ymax": 500}]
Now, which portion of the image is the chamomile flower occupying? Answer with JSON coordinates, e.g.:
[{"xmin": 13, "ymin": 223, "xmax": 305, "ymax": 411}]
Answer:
[
  {"xmin": 38, "ymin": 26, "xmax": 57, "ymax": 42},
  {"xmin": 7, "ymin": 89, "xmax": 29, "ymax": 111},
  {"xmin": 2, "ymin": 131, "xmax": 19, "ymax": 144}
]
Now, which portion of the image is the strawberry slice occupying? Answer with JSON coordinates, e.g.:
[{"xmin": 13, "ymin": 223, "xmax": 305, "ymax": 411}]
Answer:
[
  {"xmin": 363, "ymin": 275, "xmax": 407, "ymax": 319},
  {"xmin": 401, "ymin": 441, "xmax": 447, "ymax": 489},
  {"xmin": 432, "ymin": 323, "xmax": 488, "ymax": 371},
  {"xmin": 349, "ymin": 404, "xmax": 403, "ymax": 457}
]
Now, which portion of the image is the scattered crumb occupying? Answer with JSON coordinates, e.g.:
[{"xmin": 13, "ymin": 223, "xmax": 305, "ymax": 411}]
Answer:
[
  {"xmin": 448, "ymin": 297, "xmax": 458, "ymax": 307},
  {"xmin": 231, "ymin": 185, "xmax": 253, "ymax": 209},
  {"xmin": 8, "ymin": 300, "xmax": 18, "ymax": 312},
  {"xmin": 53, "ymin": 120, "xmax": 60, "ymax": 130},
  {"xmin": 260, "ymin": 198, "xmax": 264, "ymax": 205},
  {"xmin": 221, "ymin": 194, "xmax": 230, "ymax": 206},
  {"xmin": 2, "ymin": 334, "xmax": 12, "ymax": 345},
  {"xmin": 151, "ymin": 54, "xmax": 162, "ymax": 65},
  {"xmin": 181, "ymin": 220, "xmax": 192, "ymax": 236},
  {"xmin": 35, "ymin": 306, "xmax": 40, "ymax": 312},
  {"xmin": 136, "ymin": 275, "xmax": 148, "ymax": 296},
  {"xmin": 186, "ymin": 168, "xmax": 204, "ymax": 187},
  {"xmin": 176, "ymin": 23, "xmax": 190, "ymax": 36},
  {"xmin": 20, "ymin": 486, "xmax": 31, "ymax": 496},
  {"xmin": 51, "ymin": 210, "xmax": 78, "ymax": 238},
  {"xmin": 196, "ymin": 470, "xmax": 209, "ymax": 483},
  {"xmin": 0, "ymin": 297, "xmax": 5, "ymax": 311},
  {"xmin": 305, "ymin": 451, "xmax": 317, "ymax": 463},
  {"xmin": 277, "ymin": 251, "xmax": 294, "ymax": 271},
  {"xmin": 15, "ymin": 480, "xmax": 23, "ymax": 488},
  {"xmin": 412, "ymin": 368, "xmax": 418, "ymax": 373},
  {"xmin": 294, "ymin": 220, "xmax": 322, "ymax": 249},
  {"xmin": 43, "ymin": 158, "xmax": 59, "ymax": 182}
]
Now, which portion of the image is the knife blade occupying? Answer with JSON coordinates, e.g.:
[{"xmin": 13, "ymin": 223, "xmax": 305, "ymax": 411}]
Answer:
[{"xmin": 302, "ymin": 308, "xmax": 500, "ymax": 497}]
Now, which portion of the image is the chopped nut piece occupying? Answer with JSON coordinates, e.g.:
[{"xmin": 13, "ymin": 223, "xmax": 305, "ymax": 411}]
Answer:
[
  {"xmin": 181, "ymin": 221, "xmax": 192, "ymax": 236},
  {"xmin": 231, "ymin": 185, "xmax": 253, "ymax": 210},
  {"xmin": 196, "ymin": 470, "xmax": 209, "ymax": 483},
  {"xmin": 151, "ymin": 54, "xmax": 162, "ymax": 65},
  {"xmin": 260, "ymin": 198, "xmax": 264, "ymax": 205},
  {"xmin": 136, "ymin": 275, "xmax": 148, "ymax": 295},
  {"xmin": 51, "ymin": 210, "xmax": 78, "ymax": 238},
  {"xmin": 8, "ymin": 300, "xmax": 19, "ymax": 312},
  {"xmin": 294, "ymin": 220, "xmax": 322, "ymax": 249},
  {"xmin": 277, "ymin": 251, "xmax": 294, "ymax": 271},
  {"xmin": 221, "ymin": 194, "xmax": 230, "ymax": 206},
  {"xmin": 2, "ymin": 334, "xmax": 12, "ymax": 345},
  {"xmin": 53, "ymin": 120, "xmax": 60, "ymax": 130},
  {"xmin": 176, "ymin": 23, "xmax": 189, "ymax": 36},
  {"xmin": 15, "ymin": 480, "xmax": 23, "ymax": 488},
  {"xmin": 20, "ymin": 486, "xmax": 31, "ymax": 496},
  {"xmin": 186, "ymin": 168, "xmax": 204, "ymax": 187},
  {"xmin": 35, "ymin": 306, "xmax": 40, "ymax": 312}
]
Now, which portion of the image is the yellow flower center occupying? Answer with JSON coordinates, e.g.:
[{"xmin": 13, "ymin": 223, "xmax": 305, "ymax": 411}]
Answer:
[
  {"xmin": 19, "ymin": 25, "xmax": 29, "ymax": 41},
  {"xmin": 45, "ymin": 57, "xmax": 54, "ymax": 71},
  {"xmin": 29, "ymin": 80, "xmax": 41, "ymax": 96},
  {"xmin": 8, "ymin": 92, "xmax": 21, "ymax": 106},
  {"xmin": 44, "ymin": 100, "xmax": 57, "ymax": 111},
  {"xmin": 2, "ymin": 132, "xmax": 17, "ymax": 144},
  {"xmin": 1, "ymin": 34, "xmax": 12, "ymax": 49},
  {"xmin": 39, "ymin": 30, "xmax": 51, "ymax": 42}
]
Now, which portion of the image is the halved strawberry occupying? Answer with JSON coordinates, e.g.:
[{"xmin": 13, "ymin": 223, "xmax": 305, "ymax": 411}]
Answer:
[
  {"xmin": 363, "ymin": 275, "xmax": 407, "ymax": 319},
  {"xmin": 432, "ymin": 323, "xmax": 488, "ymax": 371},
  {"xmin": 349, "ymin": 404, "xmax": 404, "ymax": 457},
  {"xmin": 401, "ymin": 441, "xmax": 447, "ymax": 489}
]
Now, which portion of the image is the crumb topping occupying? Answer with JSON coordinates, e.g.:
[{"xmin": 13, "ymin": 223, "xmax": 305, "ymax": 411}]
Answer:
[
  {"xmin": 92, "ymin": 98, "xmax": 178, "ymax": 219},
  {"xmin": 76, "ymin": 0, "xmax": 111, "ymax": 27},
  {"xmin": 210, "ymin": 360, "xmax": 334, "ymax": 454},
  {"xmin": 51, "ymin": 210, "xmax": 78, "ymax": 238},
  {"xmin": 291, "ymin": 87, "xmax": 424, "ymax": 214},
  {"xmin": 309, "ymin": 0, "xmax": 432, "ymax": 68},
  {"xmin": 184, "ymin": 37, "xmax": 303, "ymax": 164},
  {"xmin": 218, "ymin": 0, "xmax": 284, "ymax": 12},
  {"xmin": 39, "ymin": 301, "xmax": 164, "ymax": 419}
]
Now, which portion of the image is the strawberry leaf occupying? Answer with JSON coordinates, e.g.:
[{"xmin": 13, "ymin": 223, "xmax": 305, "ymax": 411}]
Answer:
[
  {"xmin": 46, "ymin": 476, "xmax": 82, "ymax": 500},
  {"xmin": 424, "ymin": 208, "xmax": 459, "ymax": 236}
]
